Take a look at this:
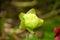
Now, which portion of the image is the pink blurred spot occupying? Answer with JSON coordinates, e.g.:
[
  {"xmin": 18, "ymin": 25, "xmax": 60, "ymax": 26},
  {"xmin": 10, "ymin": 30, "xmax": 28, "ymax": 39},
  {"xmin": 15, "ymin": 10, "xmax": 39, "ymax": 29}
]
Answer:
[{"xmin": 55, "ymin": 35, "xmax": 60, "ymax": 40}]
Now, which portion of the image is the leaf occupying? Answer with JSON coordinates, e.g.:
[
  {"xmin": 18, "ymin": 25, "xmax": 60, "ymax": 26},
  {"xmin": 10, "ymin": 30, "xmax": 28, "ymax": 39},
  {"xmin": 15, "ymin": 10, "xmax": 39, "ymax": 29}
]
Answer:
[
  {"xmin": 26, "ymin": 8, "xmax": 36, "ymax": 14},
  {"xmin": 19, "ymin": 12, "xmax": 25, "ymax": 20}
]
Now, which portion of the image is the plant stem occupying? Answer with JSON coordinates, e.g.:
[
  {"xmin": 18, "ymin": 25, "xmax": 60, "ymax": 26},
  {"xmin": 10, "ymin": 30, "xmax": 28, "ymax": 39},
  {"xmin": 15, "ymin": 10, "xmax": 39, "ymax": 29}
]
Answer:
[{"xmin": 0, "ymin": 11, "xmax": 6, "ymax": 40}]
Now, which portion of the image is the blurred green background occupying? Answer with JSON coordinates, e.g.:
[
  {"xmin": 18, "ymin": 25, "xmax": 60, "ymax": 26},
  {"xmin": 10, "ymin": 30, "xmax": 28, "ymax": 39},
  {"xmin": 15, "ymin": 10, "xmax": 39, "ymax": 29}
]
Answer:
[{"xmin": 0, "ymin": 0, "xmax": 60, "ymax": 40}]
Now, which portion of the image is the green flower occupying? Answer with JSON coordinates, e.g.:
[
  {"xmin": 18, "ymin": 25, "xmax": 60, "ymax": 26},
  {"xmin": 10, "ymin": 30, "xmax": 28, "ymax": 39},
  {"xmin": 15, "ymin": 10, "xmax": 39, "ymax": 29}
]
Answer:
[{"xmin": 19, "ymin": 8, "xmax": 44, "ymax": 33}]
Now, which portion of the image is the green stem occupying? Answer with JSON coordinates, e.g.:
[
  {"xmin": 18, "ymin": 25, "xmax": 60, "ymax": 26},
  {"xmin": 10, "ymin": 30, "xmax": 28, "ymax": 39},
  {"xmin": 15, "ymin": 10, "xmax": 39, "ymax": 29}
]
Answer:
[
  {"xmin": 0, "ymin": 11, "xmax": 6, "ymax": 40},
  {"xmin": 50, "ymin": 0, "xmax": 59, "ymax": 14},
  {"xmin": 0, "ymin": 11, "xmax": 6, "ymax": 34},
  {"xmin": 27, "ymin": 28, "xmax": 34, "ymax": 34}
]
